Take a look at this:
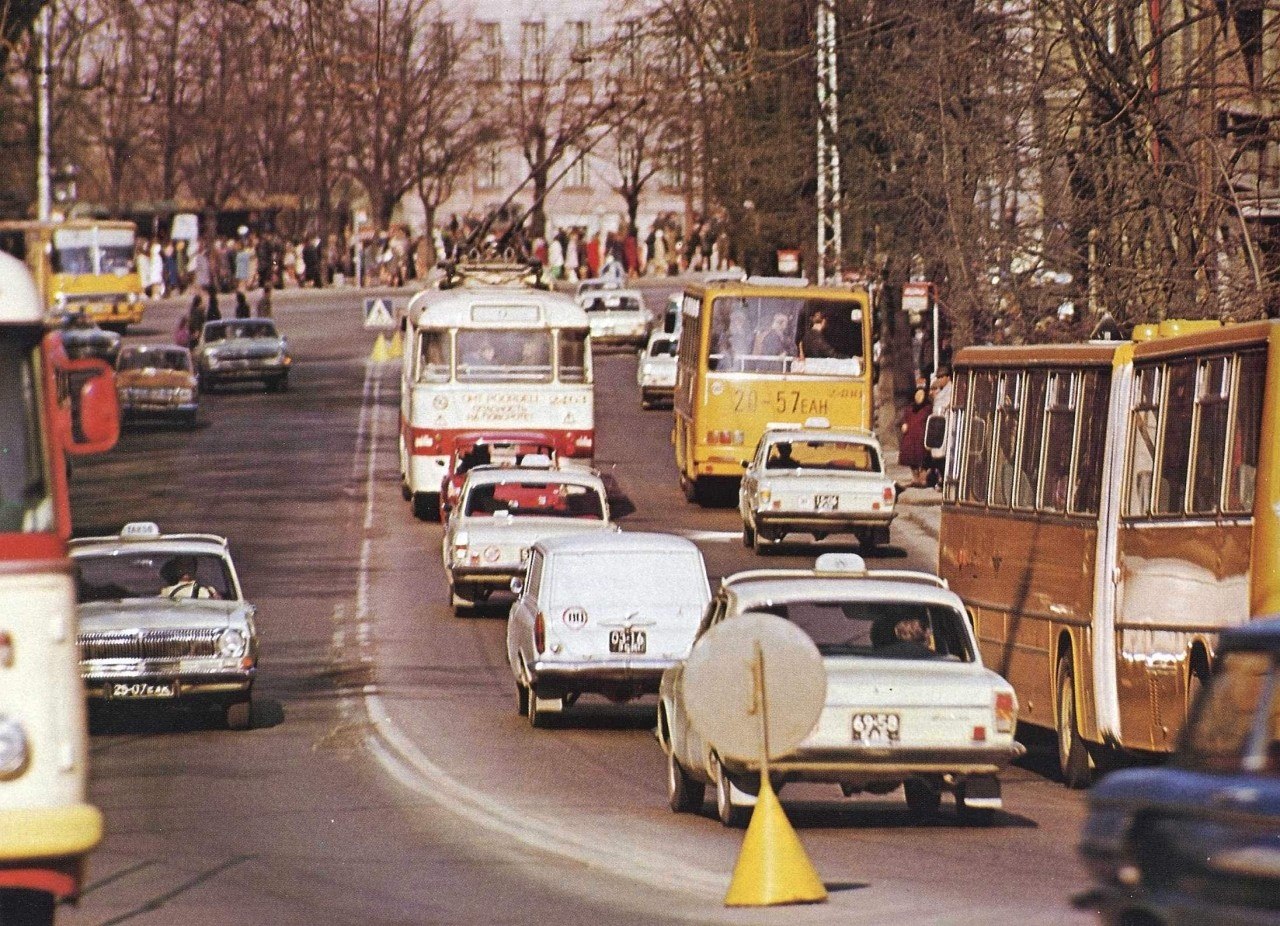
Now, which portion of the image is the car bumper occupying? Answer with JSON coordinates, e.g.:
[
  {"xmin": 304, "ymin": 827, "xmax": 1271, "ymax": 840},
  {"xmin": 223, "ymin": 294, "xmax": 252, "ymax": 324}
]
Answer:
[
  {"xmin": 756, "ymin": 510, "xmax": 895, "ymax": 532},
  {"xmin": 121, "ymin": 401, "xmax": 198, "ymax": 415},
  {"xmin": 71, "ymin": 302, "xmax": 143, "ymax": 325},
  {"xmin": 202, "ymin": 360, "xmax": 289, "ymax": 379},
  {"xmin": 529, "ymin": 657, "xmax": 679, "ymax": 694},
  {"xmin": 82, "ymin": 662, "xmax": 255, "ymax": 700},
  {"xmin": 450, "ymin": 565, "xmax": 524, "ymax": 588},
  {"xmin": 593, "ymin": 332, "xmax": 648, "ymax": 346},
  {"xmin": 722, "ymin": 742, "xmax": 1023, "ymax": 779}
]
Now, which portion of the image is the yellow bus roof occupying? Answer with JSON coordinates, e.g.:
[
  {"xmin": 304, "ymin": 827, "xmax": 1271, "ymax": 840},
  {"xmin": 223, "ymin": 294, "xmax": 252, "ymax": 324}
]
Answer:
[{"xmin": 682, "ymin": 281, "xmax": 868, "ymax": 301}]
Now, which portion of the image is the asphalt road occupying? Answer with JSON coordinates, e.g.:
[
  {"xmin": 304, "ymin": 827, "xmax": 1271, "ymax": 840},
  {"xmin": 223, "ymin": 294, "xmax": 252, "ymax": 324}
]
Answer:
[{"xmin": 62, "ymin": 287, "xmax": 1095, "ymax": 926}]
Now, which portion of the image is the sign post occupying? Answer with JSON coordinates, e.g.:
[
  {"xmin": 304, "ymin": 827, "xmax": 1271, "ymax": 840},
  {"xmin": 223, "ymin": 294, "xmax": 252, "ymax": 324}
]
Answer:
[{"xmin": 902, "ymin": 282, "xmax": 939, "ymax": 375}]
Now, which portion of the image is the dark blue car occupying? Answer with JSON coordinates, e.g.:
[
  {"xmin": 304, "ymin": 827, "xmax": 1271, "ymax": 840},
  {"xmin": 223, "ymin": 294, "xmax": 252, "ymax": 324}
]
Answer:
[{"xmin": 1079, "ymin": 616, "xmax": 1280, "ymax": 926}]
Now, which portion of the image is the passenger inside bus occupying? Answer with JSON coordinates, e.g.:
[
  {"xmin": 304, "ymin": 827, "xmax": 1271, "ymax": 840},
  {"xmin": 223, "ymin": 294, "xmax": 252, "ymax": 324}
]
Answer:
[{"xmin": 709, "ymin": 297, "xmax": 862, "ymax": 372}]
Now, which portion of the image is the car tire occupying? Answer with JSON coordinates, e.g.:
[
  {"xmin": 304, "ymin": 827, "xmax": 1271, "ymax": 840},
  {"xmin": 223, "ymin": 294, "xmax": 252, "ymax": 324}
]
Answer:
[
  {"xmin": 528, "ymin": 686, "xmax": 551, "ymax": 729},
  {"xmin": 667, "ymin": 749, "xmax": 705, "ymax": 814},
  {"xmin": 857, "ymin": 528, "xmax": 881, "ymax": 553},
  {"xmin": 225, "ymin": 698, "xmax": 252, "ymax": 731},
  {"xmin": 451, "ymin": 587, "xmax": 473, "ymax": 617},
  {"xmin": 751, "ymin": 526, "xmax": 771, "ymax": 555},
  {"xmin": 516, "ymin": 680, "xmax": 529, "ymax": 716},
  {"xmin": 401, "ymin": 480, "xmax": 412, "ymax": 502},
  {"xmin": 954, "ymin": 781, "xmax": 997, "ymax": 826},
  {"xmin": 713, "ymin": 755, "xmax": 752, "ymax": 828},
  {"xmin": 904, "ymin": 778, "xmax": 941, "ymax": 818},
  {"xmin": 184, "ymin": 411, "xmax": 199, "ymax": 429},
  {"xmin": 1056, "ymin": 656, "xmax": 1094, "ymax": 789},
  {"xmin": 742, "ymin": 520, "xmax": 756, "ymax": 548},
  {"xmin": 0, "ymin": 888, "xmax": 56, "ymax": 926}
]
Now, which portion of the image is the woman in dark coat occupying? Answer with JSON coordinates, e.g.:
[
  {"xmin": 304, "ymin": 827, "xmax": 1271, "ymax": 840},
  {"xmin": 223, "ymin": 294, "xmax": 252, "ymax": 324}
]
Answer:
[{"xmin": 899, "ymin": 387, "xmax": 932, "ymax": 486}]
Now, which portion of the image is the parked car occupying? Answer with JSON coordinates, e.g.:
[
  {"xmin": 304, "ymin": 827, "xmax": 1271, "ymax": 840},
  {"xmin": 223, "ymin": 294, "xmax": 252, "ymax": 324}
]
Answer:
[
  {"xmin": 659, "ymin": 552, "xmax": 1022, "ymax": 827},
  {"xmin": 69, "ymin": 521, "xmax": 257, "ymax": 729},
  {"xmin": 508, "ymin": 532, "xmax": 711, "ymax": 727},
  {"xmin": 58, "ymin": 311, "xmax": 121, "ymax": 365},
  {"xmin": 436, "ymin": 433, "xmax": 558, "ymax": 522},
  {"xmin": 577, "ymin": 288, "xmax": 649, "ymax": 347},
  {"xmin": 1078, "ymin": 616, "xmax": 1280, "ymax": 926},
  {"xmin": 115, "ymin": 344, "xmax": 199, "ymax": 426},
  {"xmin": 442, "ymin": 459, "xmax": 615, "ymax": 614},
  {"xmin": 739, "ymin": 422, "xmax": 897, "ymax": 553},
  {"xmin": 194, "ymin": 318, "xmax": 291, "ymax": 392},
  {"xmin": 637, "ymin": 331, "xmax": 678, "ymax": 409}
]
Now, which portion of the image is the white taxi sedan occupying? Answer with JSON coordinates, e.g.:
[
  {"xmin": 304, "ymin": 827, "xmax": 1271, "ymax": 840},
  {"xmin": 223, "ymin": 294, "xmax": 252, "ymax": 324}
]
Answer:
[
  {"xmin": 739, "ymin": 423, "xmax": 896, "ymax": 553},
  {"xmin": 576, "ymin": 288, "xmax": 649, "ymax": 347},
  {"xmin": 508, "ymin": 532, "xmax": 710, "ymax": 727},
  {"xmin": 442, "ymin": 460, "xmax": 615, "ymax": 614},
  {"xmin": 658, "ymin": 553, "xmax": 1021, "ymax": 826},
  {"xmin": 636, "ymin": 331, "xmax": 677, "ymax": 408}
]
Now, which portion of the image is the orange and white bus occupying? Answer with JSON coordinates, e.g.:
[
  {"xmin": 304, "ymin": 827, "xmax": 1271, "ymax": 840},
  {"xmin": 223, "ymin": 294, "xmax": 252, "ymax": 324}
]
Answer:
[
  {"xmin": 937, "ymin": 320, "xmax": 1277, "ymax": 786},
  {"xmin": 398, "ymin": 285, "xmax": 593, "ymax": 519},
  {"xmin": 0, "ymin": 253, "xmax": 119, "ymax": 924},
  {"xmin": 0, "ymin": 220, "xmax": 145, "ymax": 332},
  {"xmin": 672, "ymin": 279, "xmax": 873, "ymax": 504}
]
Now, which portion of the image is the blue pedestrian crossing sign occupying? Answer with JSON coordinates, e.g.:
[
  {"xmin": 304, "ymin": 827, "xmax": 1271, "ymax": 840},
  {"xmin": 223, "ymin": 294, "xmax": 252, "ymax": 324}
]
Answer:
[{"xmin": 363, "ymin": 297, "xmax": 395, "ymax": 330}]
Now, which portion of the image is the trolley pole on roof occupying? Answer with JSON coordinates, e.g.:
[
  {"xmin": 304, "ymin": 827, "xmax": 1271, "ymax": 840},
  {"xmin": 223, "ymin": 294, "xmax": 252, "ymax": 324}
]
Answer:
[
  {"xmin": 36, "ymin": 3, "xmax": 52, "ymax": 222},
  {"xmin": 816, "ymin": 0, "xmax": 841, "ymax": 284}
]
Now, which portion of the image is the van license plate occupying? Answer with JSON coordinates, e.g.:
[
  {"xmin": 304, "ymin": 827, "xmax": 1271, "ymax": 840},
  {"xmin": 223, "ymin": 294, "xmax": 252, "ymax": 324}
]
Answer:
[
  {"xmin": 609, "ymin": 629, "xmax": 647, "ymax": 654},
  {"xmin": 109, "ymin": 682, "xmax": 176, "ymax": 699},
  {"xmin": 851, "ymin": 712, "xmax": 900, "ymax": 744},
  {"xmin": 814, "ymin": 494, "xmax": 839, "ymax": 511}
]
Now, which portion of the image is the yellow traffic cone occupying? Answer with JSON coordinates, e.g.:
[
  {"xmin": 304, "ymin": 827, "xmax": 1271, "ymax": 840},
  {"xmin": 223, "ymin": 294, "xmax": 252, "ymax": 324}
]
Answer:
[
  {"xmin": 723, "ymin": 777, "xmax": 827, "ymax": 907},
  {"xmin": 388, "ymin": 329, "xmax": 403, "ymax": 359},
  {"xmin": 370, "ymin": 333, "xmax": 390, "ymax": 362}
]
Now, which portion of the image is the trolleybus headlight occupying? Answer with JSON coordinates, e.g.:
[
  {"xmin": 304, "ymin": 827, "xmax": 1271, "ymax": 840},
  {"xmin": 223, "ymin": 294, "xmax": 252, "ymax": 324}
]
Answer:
[
  {"xmin": 0, "ymin": 717, "xmax": 29, "ymax": 778},
  {"xmin": 217, "ymin": 628, "xmax": 247, "ymax": 659}
]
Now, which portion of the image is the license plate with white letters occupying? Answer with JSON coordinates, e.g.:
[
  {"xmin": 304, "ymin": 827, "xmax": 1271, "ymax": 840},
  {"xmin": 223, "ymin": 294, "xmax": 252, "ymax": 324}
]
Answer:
[
  {"xmin": 108, "ymin": 681, "xmax": 176, "ymax": 699},
  {"xmin": 852, "ymin": 712, "xmax": 900, "ymax": 744},
  {"xmin": 608, "ymin": 628, "xmax": 647, "ymax": 654}
]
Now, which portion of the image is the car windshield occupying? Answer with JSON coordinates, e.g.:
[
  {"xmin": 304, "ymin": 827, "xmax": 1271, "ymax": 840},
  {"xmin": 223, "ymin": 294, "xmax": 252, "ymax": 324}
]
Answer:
[
  {"xmin": 456, "ymin": 329, "xmax": 552, "ymax": 383},
  {"xmin": 549, "ymin": 551, "xmax": 705, "ymax": 610},
  {"xmin": 74, "ymin": 551, "xmax": 236, "ymax": 602},
  {"xmin": 648, "ymin": 337, "xmax": 676, "ymax": 358},
  {"xmin": 1179, "ymin": 650, "xmax": 1278, "ymax": 773},
  {"xmin": 754, "ymin": 598, "xmax": 973, "ymax": 661},
  {"xmin": 708, "ymin": 296, "xmax": 863, "ymax": 375},
  {"xmin": 118, "ymin": 350, "xmax": 190, "ymax": 372},
  {"xmin": 765, "ymin": 439, "xmax": 880, "ymax": 472},
  {"xmin": 585, "ymin": 294, "xmax": 643, "ymax": 313},
  {"xmin": 463, "ymin": 479, "xmax": 604, "ymax": 518},
  {"xmin": 217, "ymin": 321, "xmax": 277, "ymax": 340}
]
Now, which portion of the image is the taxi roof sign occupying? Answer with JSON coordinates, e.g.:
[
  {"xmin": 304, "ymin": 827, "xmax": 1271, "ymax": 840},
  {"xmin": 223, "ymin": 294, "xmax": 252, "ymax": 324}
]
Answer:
[
  {"xmin": 519, "ymin": 453, "xmax": 554, "ymax": 469},
  {"xmin": 120, "ymin": 521, "xmax": 161, "ymax": 538},
  {"xmin": 803, "ymin": 416, "xmax": 831, "ymax": 429}
]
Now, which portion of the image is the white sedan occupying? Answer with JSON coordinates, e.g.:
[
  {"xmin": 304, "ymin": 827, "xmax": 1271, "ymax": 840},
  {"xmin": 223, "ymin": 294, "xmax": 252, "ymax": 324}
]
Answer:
[
  {"xmin": 442, "ymin": 461, "xmax": 615, "ymax": 614},
  {"xmin": 739, "ymin": 423, "xmax": 896, "ymax": 553},
  {"xmin": 658, "ymin": 553, "xmax": 1022, "ymax": 826},
  {"xmin": 577, "ymin": 288, "xmax": 649, "ymax": 347},
  {"xmin": 636, "ymin": 331, "xmax": 677, "ymax": 408},
  {"xmin": 508, "ymin": 532, "xmax": 710, "ymax": 727}
]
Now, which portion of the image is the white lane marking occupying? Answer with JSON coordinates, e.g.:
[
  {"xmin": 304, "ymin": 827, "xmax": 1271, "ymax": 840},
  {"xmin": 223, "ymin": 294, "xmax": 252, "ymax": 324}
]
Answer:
[{"xmin": 349, "ymin": 360, "xmax": 725, "ymax": 902}]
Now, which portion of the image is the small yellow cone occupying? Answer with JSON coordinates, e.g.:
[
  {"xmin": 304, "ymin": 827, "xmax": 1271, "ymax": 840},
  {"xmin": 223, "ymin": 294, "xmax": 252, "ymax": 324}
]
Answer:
[
  {"xmin": 724, "ymin": 777, "xmax": 827, "ymax": 907},
  {"xmin": 370, "ymin": 333, "xmax": 390, "ymax": 362},
  {"xmin": 388, "ymin": 329, "xmax": 403, "ymax": 359}
]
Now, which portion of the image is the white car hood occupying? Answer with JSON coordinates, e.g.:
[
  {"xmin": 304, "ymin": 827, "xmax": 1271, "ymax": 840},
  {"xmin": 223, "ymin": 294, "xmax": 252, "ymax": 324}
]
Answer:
[{"xmin": 78, "ymin": 598, "xmax": 249, "ymax": 634}]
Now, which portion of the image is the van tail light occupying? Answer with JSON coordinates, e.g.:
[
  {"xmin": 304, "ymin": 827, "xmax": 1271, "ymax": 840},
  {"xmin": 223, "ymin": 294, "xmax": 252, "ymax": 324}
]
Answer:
[
  {"xmin": 994, "ymin": 691, "xmax": 1016, "ymax": 733},
  {"xmin": 883, "ymin": 486, "xmax": 895, "ymax": 503},
  {"xmin": 0, "ymin": 631, "xmax": 12, "ymax": 668},
  {"xmin": 534, "ymin": 612, "xmax": 546, "ymax": 654}
]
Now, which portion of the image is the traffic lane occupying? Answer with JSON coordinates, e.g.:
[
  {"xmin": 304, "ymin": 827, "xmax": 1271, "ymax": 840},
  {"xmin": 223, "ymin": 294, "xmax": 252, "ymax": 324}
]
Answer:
[
  {"xmin": 364, "ymin": 351, "xmax": 1094, "ymax": 924},
  {"xmin": 64, "ymin": 305, "xmax": 659, "ymax": 926}
]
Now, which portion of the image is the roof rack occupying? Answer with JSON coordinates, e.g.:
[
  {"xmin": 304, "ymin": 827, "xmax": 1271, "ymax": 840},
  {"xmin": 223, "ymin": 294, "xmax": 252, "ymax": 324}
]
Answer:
[{"xmin": 437, "ymin": 260, "xmax": 547, "ymax": 290}]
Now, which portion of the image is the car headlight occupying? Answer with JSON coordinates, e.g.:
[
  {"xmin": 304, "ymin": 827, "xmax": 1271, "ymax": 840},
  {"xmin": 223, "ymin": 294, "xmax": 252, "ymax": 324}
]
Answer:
[
  {"xmin": 217, "ymin": 628, "xmax": 247, "ymax": 658},
  {"xmin": 174, "ymin": 388, "xmax": 195, "ymax": 402},
  {"xmin": 0, "ymin": 716, "xmax": 29, "ymax": 778}
]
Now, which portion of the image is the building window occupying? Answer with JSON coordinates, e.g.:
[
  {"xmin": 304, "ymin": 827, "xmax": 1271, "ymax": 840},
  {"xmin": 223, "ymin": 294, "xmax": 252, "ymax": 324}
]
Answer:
[
  {"xmin": 479, "ymin": 21, "xmax": 502, "ymax": 82},
  {"xmin": 521, "ymin": 20, "xmax": 546, "ymax": 79},
  {"xmin": 567, "ymin": 151, "xmax": 590, "ymax": 190},
  {"xmin": 619, "ymin": 19, "xmax": 641, "ymax": 80},
  {"xmin": 478, "ymin": 147, "xmax": 504, "ymax": 189}
]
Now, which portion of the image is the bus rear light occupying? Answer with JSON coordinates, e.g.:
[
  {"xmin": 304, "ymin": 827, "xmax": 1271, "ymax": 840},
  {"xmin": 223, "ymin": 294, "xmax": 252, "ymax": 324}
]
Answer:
[
  {"xmin": 705, "ymin": 430, "xmax": 745, "ymax": 446},
  {"xmin": 574, "ymin": 435, "xmax": 593, "ymax": 448},
  {"xmin": 994, "ymin": 691, "xmax": 1016, "ymax": 733},
  {"xmin": 534, "ymin": 612, "xmax": 546, "ymax": 653},
  {"xmin": 0, "ymin": 631, "xmax": 11, "ymax": 668}
]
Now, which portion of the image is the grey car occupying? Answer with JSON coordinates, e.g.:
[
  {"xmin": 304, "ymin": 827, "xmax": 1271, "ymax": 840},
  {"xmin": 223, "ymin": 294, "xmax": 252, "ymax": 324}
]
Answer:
[{"xmin": 195, "ymin": 319, "xmax": 292, "ymax": 392}]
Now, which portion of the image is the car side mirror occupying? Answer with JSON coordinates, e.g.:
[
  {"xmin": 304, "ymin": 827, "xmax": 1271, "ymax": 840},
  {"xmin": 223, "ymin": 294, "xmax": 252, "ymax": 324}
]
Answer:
[
  {"xmin": 923, "ymin": 414, "xmax": 947, "ymax": 452},
  {"xmin": 509, "ymin": 577, "xmax": 523, "ymax": 596}
]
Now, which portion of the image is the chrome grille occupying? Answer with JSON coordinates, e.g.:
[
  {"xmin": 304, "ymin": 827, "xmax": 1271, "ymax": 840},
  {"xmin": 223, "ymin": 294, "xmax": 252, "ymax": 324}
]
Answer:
[{"xmin": 79, "ymin": 629, "xmax": 220, "ymax": 661}]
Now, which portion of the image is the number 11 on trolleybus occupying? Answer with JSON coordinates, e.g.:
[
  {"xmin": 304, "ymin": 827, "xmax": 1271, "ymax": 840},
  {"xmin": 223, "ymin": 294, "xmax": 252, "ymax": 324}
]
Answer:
[
  {"xmin": 0, "ymin": 253, "xmax": 120, "ymax": 924},
  {"xmin": 398, "ymin": 288, "xmax": 594, "ymax": 518},
  {"xmin": 672, "ymin": 279, "xmax": 873, "ymax": 505},
  {"xmin": 936, "ymin": 319, "xmax": 1277, "ymax": 786}
]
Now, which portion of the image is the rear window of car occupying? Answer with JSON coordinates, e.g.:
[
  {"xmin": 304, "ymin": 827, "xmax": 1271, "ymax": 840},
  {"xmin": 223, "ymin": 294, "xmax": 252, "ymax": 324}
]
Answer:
[
  {"xmin": 549, "ymin": 551, "xmax": 707, "ymax": 610},
  {"xmin": 765, "ymin": 439, "xmax": 881, "ymax": 473},
  {"xmin": 463, "ymin": 480, "xmax": 604, "ymax": 518},
  {"xmin": 753, "ymin": 599, "xmax": 973, "ymax": 661}
]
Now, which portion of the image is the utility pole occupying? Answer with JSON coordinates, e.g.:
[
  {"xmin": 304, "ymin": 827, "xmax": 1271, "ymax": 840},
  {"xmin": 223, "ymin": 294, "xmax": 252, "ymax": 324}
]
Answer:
[
  {"xmin": 36, "ymin": 3, "xmax": 52, "ymax": 221},
  {"xmin": 815, "ymin": 0, "xmax": 841, "ymax": 284}
]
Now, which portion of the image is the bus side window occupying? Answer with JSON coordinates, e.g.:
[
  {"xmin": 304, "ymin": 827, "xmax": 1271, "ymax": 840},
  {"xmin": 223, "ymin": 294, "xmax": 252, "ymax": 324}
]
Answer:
[
  {"xmin": 1126, "ymin": 366, "xmax": 1161, "ymax": 517},
  {"xmin": 961, "ymin": 371, "xmax": 996, "ymax": 504},
  {"xmin": 1226, "ymin": 351, "xmax": 1265, "ymax": 513},
  {"xmin": 0, "ymin": 231, "xmax": 25, "ymax": 261}
]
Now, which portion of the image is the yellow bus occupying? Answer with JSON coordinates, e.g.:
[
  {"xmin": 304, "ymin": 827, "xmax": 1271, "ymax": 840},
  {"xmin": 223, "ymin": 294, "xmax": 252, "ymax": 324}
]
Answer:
[
  {"xmin": 937, "ymin": 320, "xmax": 1276, "ymax": 786},
  {"xmin": 673, "ymin": 279, "xmax": 873, "ymax": 504},
  {"xmin": 0, "ymin": 220, "xmax": 145, "ymax": 331}
]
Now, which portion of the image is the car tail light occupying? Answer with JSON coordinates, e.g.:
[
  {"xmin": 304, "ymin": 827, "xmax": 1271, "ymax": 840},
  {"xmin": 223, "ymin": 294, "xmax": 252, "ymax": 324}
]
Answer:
[
  {"xmin": 883, "ymin": 486, "xmax": 895, "ymax": 502},
  {"xmin": 0, "ymin": 631, "xmax": 11, "ymax": 668},
  {"xmin": 994, "ymin": 691, "xmax": 1016, "ymax": 733},
  {"xmin": 575, "ymin": 435, "xmax": 594, "ymax": 449},
  {"xmin": 534, "ymin": 612, "xmax": 546, "ymax": 654}
]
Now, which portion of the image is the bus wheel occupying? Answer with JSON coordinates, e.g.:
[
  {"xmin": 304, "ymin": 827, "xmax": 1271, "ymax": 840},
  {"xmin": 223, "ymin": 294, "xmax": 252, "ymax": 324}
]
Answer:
[
  {"xmin": 0, "ymin": 888, "xmax": 56, "ymax": 926},
  {"xmin": 1056, "ymin": 656, "xmax": 1093, "ymax": 789}
]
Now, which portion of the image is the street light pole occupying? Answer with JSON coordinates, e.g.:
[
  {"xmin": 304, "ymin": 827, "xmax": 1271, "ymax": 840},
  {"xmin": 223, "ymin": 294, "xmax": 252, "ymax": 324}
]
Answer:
[
  {"xmin": 816, "ymin": 0, "xmax": 841, "ymax": 284},
  {"xmin": 36, "ymin": 3, "xmax": 52, "ymax": 221}
]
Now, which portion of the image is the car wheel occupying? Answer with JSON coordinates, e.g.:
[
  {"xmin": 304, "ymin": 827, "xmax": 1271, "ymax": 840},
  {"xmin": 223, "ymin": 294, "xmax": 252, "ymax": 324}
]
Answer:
[
  {"xmin": 451, "ymin": 586, "xmax": 473, "ymax": 617},
  {"xmin": 225, "ymin": 698, "xmax": 252, "ymax": 731},
  {"xmin": 680, "ymin": 474, "xmax": 696, "ymax": 503},
  {"xmin": 528, "ymin": 686, "xmax": 552, "ymax": 729},
  {"xmin": 401, "ymin": 479, "xmax": 412, "ymax": 501},
  {"xmin": 1056, "ymin": 656, "xmax": 1094, "ymax": 788},
  {"xmin": 0, "ymin": 888, "xmax": 56, "ymax": 926},
  {"xmin": 185, "ymin": 411, "xmax": 199, "ymax": 429},
  {"xmin": 713, "ymin": 755, "xmax": 752, "ymax": 828},
  {"xmin": 742, "ymin": 520, "xmax": 756, "ymax": 548},
  {"xmin": 955, "ymin": 797, "xmax": 996, "ymax": 826},
  {"xmin": 904, "ymin": 778, "xmax": 941, "ymax": 818},
  {"xmin": 412, "ymin": 493, "xmax": 438, "ymax": 520},
  {"xmin": 752, "ymin": 526, "xmax": 771, "ymax": 555},
  {"xmin": 667, "ymin": 748, "xmax": 705, "ymax": 814},
  {"xmin": 516, "ymin": 680, "xmax": 529, "ymax": 716},
  {"xmin": 857, "ymin": 528, "xmax": 881, "ymax": 553}
]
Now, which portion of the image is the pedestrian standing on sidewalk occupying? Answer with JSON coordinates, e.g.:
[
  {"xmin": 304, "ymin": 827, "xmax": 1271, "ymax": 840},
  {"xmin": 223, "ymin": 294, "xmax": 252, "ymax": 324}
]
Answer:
[
  {"xmin": 926, "ymin": 367, "xmax": 953, "ymax": 488},
  {"xmin": 899, "ymin": 387, "xmax": 932, "ymax": 487}
]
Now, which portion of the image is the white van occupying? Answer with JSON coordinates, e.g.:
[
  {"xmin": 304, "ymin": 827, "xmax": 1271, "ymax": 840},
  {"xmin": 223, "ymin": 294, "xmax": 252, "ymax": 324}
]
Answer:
[{"xmin": 506, "ymin": 532, "xmax": 711, "ymax": 727}]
